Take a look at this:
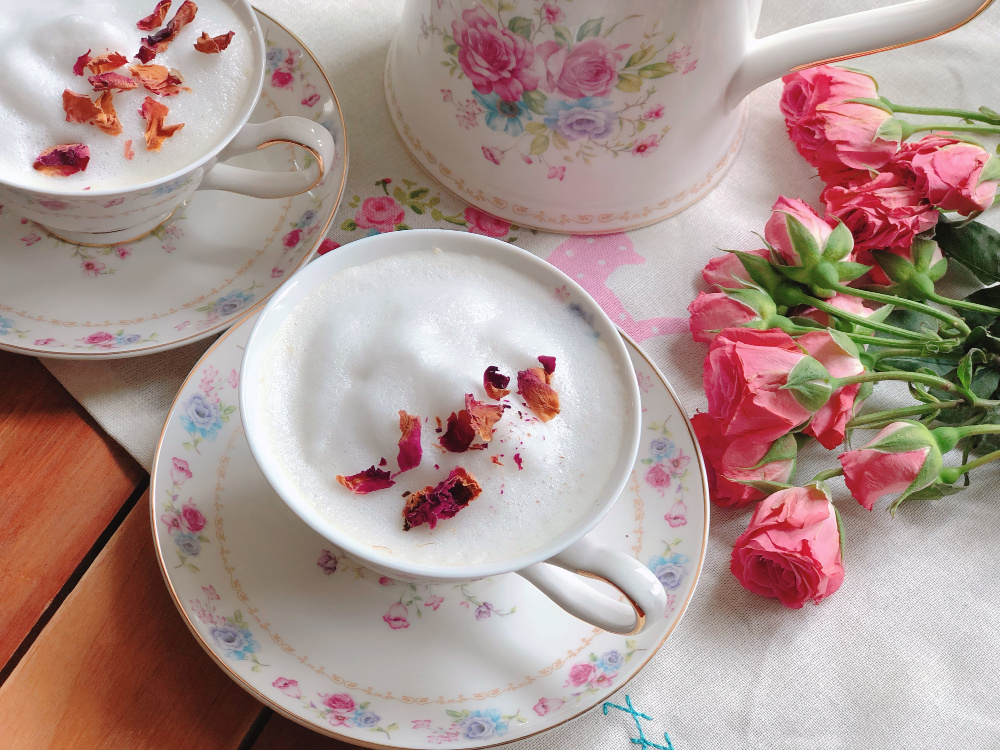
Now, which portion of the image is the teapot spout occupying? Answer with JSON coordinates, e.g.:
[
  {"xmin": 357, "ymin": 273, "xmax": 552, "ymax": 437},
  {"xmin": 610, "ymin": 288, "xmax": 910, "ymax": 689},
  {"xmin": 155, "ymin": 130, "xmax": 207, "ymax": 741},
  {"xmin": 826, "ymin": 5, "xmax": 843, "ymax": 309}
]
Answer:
[{"xmin": 726, "ymin": 0, "xmax": 994, "ymax": 109}]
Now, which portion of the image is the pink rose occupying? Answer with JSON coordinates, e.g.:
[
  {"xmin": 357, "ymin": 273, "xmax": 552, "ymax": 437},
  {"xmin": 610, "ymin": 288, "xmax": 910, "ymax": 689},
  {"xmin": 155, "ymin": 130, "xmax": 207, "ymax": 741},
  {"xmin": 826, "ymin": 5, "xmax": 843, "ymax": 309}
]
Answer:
[
  {"xmin": 383, "ymin": 601, "xmax": 410, "ymax": 629},
  {"xmin": 730, "ymin": 484, "xmax": 845, "ymax": 608},
  {"xmin": 317, "ymin": 238, "xmax": 339, "ymax": 255},
  {"xmin": 541, "ymin": 3, "xmax": 563, "ymax": 24},
  {"xmin": 451, "ymin": 7, "xmax": 539, "ymax": 102},
  {"xmin": 181, "ymin": 503, "xmax": 206, "ymax": 532},
  {"xmin": 464, "ymin": 206, "xmax": 510, "ymax": 238},
  {"xmin": 160, "ymin": 511, "xmax": 181, "ymax": 533},
  {"xmin": 83, "ymin": 331, "xmax": 114, "ymax": 345},
  {"xmin": 283, "ymin": 229, "xmax": 302, "ymax": 248},
  {"xmin": 271, "ymin": 69, "xmax": 294, "ymax": 88},
  {"xmin": 566, "ymin": 663, "xmax": 597, "ymax": 687},
  {"xmin": 355, "ymin": 196, "xmax": 404, "ymax": 233},
  {"xmin": 797, "ymin": 331, "xmax": 864, "ymax": 449},
  {"xmin": 644, "ymin": 104, "xmax": 665, "ymax": 120},
  {"xmin": 272, "ymin": 677, "xmax": 301, "ymax": 699},
  {"xmin": 321, "ymin": 693, "xmax": 356, "ymax": 713},
  {"xmin": 547, "ymin": 165, "xmax": 565, "ymax": 181},
  {"xmin": 537, "ymin": 38, "xmax": 620, "ymax": 99},
  {"xmin": 644, "ymin": 463, "xmax": 671, "ymax": 490},
  {"xmin": 687, "ymin": 291, "xmax": 766, "ymax": 344},
  {"xmin": 631, "ymin": 135, "xmax": 660, "ymax": 157},
  {"xmin": 170, "ymin": 457, "xmax": 192, "ymax": 486},
  {"xmin": 891, "ymin": 133, "xmax": 998, "ymax": 215},
  {"xmin": 701, "ymin": 248, "xmax": 770, "ymax": 288},
  {"xmin": 533, "ymin": 697, "xmax": 564, "ymax": 716},
  {"xmin": 328, "ymin": 714, "xmax": 350, "ymax": 727},
  {"xmin": 764, "ymin": 196, "xmax": 836, "ymax": 266},
  {"xmin": 703, "ymin": 328, "xmax": 815, "ymax": 443},
  {"xmin": 838, "ymin": 421, "xmax": 943, "ymax": 510},
  {"xmin": 664, "ymin": 500, "xmax": 687, "ymax": 528},
  {"xmin": 780, "ymin": 65, "xmax": 898, "ymax": 178},
  {"xmin": 482, "ymin": 146, "xmax": 503, "ymax": 165}
]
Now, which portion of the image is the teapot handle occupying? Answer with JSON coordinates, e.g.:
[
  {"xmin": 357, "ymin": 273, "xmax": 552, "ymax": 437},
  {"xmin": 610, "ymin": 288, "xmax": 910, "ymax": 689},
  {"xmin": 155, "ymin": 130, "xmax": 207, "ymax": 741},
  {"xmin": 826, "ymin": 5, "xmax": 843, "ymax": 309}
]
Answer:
[{"xmin": 726, "ymin": 0, "xmax": 994, "ymax": 108}]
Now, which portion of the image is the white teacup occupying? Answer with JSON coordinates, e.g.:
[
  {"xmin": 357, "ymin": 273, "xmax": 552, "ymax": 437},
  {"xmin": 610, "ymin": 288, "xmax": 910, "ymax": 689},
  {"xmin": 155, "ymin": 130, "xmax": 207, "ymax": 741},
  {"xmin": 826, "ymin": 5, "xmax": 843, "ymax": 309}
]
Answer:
[
  {"xmin": 0, "ymin": 0, "xmax": 335, "ymax": 246},
  {"xmin": 239, "ymin": 229, "xmax": 667, "ymax": 634}
]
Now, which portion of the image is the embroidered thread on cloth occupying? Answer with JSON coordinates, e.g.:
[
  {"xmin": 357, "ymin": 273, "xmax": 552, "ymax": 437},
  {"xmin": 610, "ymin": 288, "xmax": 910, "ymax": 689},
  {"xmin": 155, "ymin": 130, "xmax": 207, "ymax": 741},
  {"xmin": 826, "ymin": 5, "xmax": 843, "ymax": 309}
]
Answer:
[{"xmin": 602, "ymin": 695, "xmax": 675, "ymax": 750}]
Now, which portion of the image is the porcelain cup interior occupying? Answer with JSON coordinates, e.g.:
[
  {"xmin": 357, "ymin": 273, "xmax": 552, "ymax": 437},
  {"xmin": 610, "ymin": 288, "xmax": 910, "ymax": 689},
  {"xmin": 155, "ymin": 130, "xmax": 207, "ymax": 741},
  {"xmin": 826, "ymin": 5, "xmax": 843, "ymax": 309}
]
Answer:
[{"xmin": 239, "ymin": 228, "xmax": 642, "ymax": 584}]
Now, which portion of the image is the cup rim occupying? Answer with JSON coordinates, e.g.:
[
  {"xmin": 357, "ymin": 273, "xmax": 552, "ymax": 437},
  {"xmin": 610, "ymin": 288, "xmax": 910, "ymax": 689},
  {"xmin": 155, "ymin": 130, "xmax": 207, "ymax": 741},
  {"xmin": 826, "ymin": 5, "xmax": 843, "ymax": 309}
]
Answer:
[
  {"xmin": 239, "ymin": 228, "xmax": 643, "ymax": 582},
  {"xmin": 0, "ymin": 0, "xmax": 265, "ymax": 198}
]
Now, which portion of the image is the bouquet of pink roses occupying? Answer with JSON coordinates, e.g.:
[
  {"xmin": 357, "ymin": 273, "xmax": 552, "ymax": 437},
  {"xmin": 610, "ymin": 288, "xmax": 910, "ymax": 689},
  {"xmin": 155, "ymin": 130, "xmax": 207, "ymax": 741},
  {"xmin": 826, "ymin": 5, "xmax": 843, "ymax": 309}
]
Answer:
[{"xmin": 690, "ymin": 65, "xmax": 1000, "ymax": 609}]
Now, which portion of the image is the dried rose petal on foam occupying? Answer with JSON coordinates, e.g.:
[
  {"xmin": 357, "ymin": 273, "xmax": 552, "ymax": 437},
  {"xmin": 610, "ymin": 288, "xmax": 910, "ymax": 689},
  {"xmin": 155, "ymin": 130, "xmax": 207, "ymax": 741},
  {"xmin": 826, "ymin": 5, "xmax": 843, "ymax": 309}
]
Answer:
[
  {"xmin": 137, "ymin": 0, "xmax": 173, "ymax": 30},
  {"xmin": 33, "ymin": 144, "xmax": 90, "ymax": 177},
  {"xmin": 89, "ymin": 72, "xmax": 139, "ymax": 92},
  {"xmin": 439, "ymin": 410, "xmax": 476, "ymax": 452},
  {"xmin": 139, "ymin": 96, "xmax": 185, "ymax": 151},
  {"xmin": 483, "ymin": 366, "xmax": 510, "ymax": 400},
  {"xmin": 464, "ymin": 394, "xmax": 504, "ymax": 442},
  {"xmin": 86, "ymin": 52, "xmax": 129, "ymax": 75},
  {"xmin": 517, "ymin": 367, "xmax": 560, "ymax": 422},
  {"xmin": 336, "ymin": 465, "xmax": 395, "ymax": 495},
  {"xmin": 193, "ymin": 30, "xmax": 235, "ymax": 53},
  {"xmin": 537, "ymin": 355, "xmax": 556, "ymax": 377},
  {"xmin": 129, "ymin": 64, "xmax": 190, "ymax": 96},
  {"xmin": 63, "ymin": 90, "xmax": 101, "ymax": 124},
  {"xmin": 136, "ymin": 0, "xmax": 198, "ymax": 62},
  {"xmin": 94, "ymin": 91, "xmax": 123, "ymax": 135},
  {"xmin": 402, "ymin": 467, "xmax": 482, "ymax": 531},
  {"xmin": 73, "ymin": 49, "xmax": 92, "ymax": 76},
  {"xmin": 397, "ymin": 410, "xmax": 422, "ymax": 473},
  {"xmin": 124, "ymin": 140, "xmax": 135, "ymax": 160}
]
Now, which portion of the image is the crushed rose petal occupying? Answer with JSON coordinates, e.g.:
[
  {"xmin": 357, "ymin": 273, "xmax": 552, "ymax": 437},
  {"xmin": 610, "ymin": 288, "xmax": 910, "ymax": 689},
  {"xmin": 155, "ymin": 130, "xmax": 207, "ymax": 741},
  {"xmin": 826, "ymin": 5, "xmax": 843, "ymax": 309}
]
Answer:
[
  {"xmin": 378, "ymin": 457, "xmax": 387, "ymax": 467},
  {"xmin": 64, "ymin": 88, "xmax": 120, "ymax": 135},
  {"xmin": 33, "ymin": 144, "xmax": 90, "ymax": 177},
  {"xmin": 137, "ymin": 0, "xmax": 173, "ymax": 30},
  {"xmin": 439, "ymin": 410, "xmax": 476, "ymax": 452},
  {"xmin": 537, "ymin": 355, "xmax": 556, "ymax": 376},
  {"xmin": 517, "ymin": 367, "xmax": 560, "ymax": 422},
  {"xmin": 464, "ymin": 394, "xmax": 504, "ymax": 442},
  {"xmin": 490, "ymin": 455, "xmax": 503, "ymax": 466},
  {"xmin": 124, "ymin": 139, "xmax": 135, "ymax": 160},
  {"xmin": 397, "ymin": 410, "xmax": 423, "ymax": 473},
  {"xmin": 86, "ymin": 52, "xmax": 129, "ymax": 74},
  {"xmin": 336, "ymin": 465, "xmax": 395, "ymax": 495},
  {"xmin": 73, "ymin": 50, "xmax": 92, "ymax": 76},
  {"xmin": 402, "ymin": 467, "xmax": 482, "ymax": 531},
  {"xmin": 93, "ymin": 91, "xmax": 123, "ymax": 135},
  {"xmin": 483, "ymin": 365, "xmax": 510, "ymax": 400},
  {"xmin": 129, "ymin": 64, "xmax": 190, "ymax": 96},
  {"xmin": 139, "ymin": 95, "xmax": 185, "ymax": 150},
  {"xmin": 89, "ymin": 72, "xmax": 139, "ymax": 92},
  {"xmin": 514, "ymin": 453, "xmax": 523, "ymax": 470},
  {"xmin": 137, "ymin": 0, "xmax": 198, "ymax": 62},
  {"xmin": 193, "ymin": 30, "xmax": 235, "ymax": 53}
]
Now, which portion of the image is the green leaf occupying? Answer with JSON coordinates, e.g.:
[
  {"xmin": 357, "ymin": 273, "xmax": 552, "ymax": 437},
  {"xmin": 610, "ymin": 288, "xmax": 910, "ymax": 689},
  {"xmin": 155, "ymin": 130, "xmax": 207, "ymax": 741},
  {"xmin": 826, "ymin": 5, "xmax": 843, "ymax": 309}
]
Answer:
[
  {"xmin": 525, "ymin": 121, "xmax": 548, "ymax": 135},
  {"xmin": 957, "ymin": 351, "xmax": 974, "ymax": 389},
  {"xmin": 507, "ymin": 16, "xmax": 533, "ymax": 39},
  {"xmin": 875, "ymin": 117, "xmax": 904, "ymax": 143},
  {"xmin": 409, "ymin": 188, "xmax": 430, "ymax": 200},
  {"xmin": 529, "ymin": 135, "xmax": 550, "ymax": 155},
  {"xmin": 875, "ymin": 356, "xmax": 956, "ymax": 376},
  {"xmin": 615, "ymin": 73, "xmax": 641, "ymax": 92},
  {"xmin": 387, "ymin": 724, "xmax": 399, "ymax": 732},
  {"xmin": 963, "ymin": 286, "xmax": 1000, "ymax": 329},
  {"xmin": 638, "ymin": 62, "xmax": 675, "ymax": 79},
  {"xmin": 392, "ymin": 185, "xmax": 407, "ymax": 203},
  {"xmin": 935, "ymin": 220, "xmax": 1000, "ymax": 284},
  {"xmin": 396, "ymin": 223, "xmax": 411, "ymax": 231},
  {"xmin": 522, "ymin": 89, "xmax": 548, "ymax": 116},
  {"xmin": 552, "ymin": 132, "xmax": 569, "ymax": 150},
  {"xmin": 431, "ymin": 208, "xmax": 444, "ymax": 221},
  {"xmin": 972, "ymin": 364, "xmax": 1000, "ymax": 399},
  {"xmin": 577, "ymin": 17, "xmax": 603, "ymax": 41},
  {"xmin": 442, "ymin": 35, "xmax": 459, "ymax": 56},
  {"xmin": 445, "ymin": 709, "xmax": 466, "ymax": 718},
  {"xmin": 625, "ymin": 45, "xmax": 657, "ymax": 69},
  {"xmin": 884, "ymin": 308, "xmax": 941, "ymax": 336},
  {"xmin": 552, "ymin": 25, "xmax": 572, "ymax": 47}
]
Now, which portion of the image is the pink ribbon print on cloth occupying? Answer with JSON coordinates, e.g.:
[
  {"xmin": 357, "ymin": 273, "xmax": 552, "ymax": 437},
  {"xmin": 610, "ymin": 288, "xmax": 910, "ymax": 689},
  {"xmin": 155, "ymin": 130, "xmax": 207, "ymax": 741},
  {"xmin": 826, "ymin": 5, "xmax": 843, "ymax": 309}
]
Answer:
[{"xmin": 545, "ymin": 234, "xmax": 687, "ymax": 342}]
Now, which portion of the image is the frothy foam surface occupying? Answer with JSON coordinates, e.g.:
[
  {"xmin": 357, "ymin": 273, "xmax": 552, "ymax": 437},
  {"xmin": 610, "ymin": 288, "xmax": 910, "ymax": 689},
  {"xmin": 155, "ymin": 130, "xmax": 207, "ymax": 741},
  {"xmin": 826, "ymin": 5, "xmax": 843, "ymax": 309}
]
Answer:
[
  {"xmin": 259, "ymin": 249, "xmax": 631, "ymax": 567},
  {"xmin": 0, "ymin": 0, "xmax": 256, "ymax": 191}
]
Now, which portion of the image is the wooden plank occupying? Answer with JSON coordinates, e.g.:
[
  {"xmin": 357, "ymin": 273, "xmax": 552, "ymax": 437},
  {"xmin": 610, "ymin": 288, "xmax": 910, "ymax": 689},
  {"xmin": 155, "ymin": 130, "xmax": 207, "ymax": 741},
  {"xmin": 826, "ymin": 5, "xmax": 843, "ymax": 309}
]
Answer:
[
  {"xmin": 251, "ymin": 714, "xmax": 357, "ymax": 750},
  {"xmin": 0, "ymin": 493, "xmax": 265, "ymax": 749},
  {"xmin": 0, "ymin": 352, "xmax": 146, "ymax": 668}
]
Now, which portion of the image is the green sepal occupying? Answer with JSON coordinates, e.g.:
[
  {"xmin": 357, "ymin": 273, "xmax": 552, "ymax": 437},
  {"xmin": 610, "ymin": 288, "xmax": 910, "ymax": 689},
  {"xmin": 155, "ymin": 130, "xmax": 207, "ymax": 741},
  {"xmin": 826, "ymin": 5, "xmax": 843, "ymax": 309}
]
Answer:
[
  {"xmin": 864, "ymin": 420, "xmax": 939, "ymax": 455},
  {"xmin": 724, "ymin": 287, "xmax": 778, "ymax": 319},
  {"xmin": 822, "ymin": 221, "xmax": 855, "ymax": 262},
  {"xmin": 978, "ymin": 155, "xmax": 1000, "ymax": 185},
  {"xmin": 745, "ymin": 433, "xmax": 798, "ymax": 470},
  {"xmin": 911, "ymin": 238, "xmax": 941, "ymax": 273},
  {"xmin": 833, "ymin": 504, "xmax": 847, "ymax": 563},
  {"xmin": 826, "ymin": 327, "xmax": 863, "ymax": 362},
  {"xmin": 784, "ymin": 214, "xmax": 822, "ymax": 267},
  {"xmin": 889, "ymin": 481, "xmax": 964, "ymax": 513},
  {"xmin": 783, "ymin": 356, "xmax": 833, "ymax": 412},
  {"xmin": 844, "ymin": 96, "xmax": 894, "ymax": 114},
  {"xmin": 871, "ymin": 249, "xmax": 916, "ymax": 283},
  {"xmin": 776, "ymin": 264, "xmax": 812, "ymax": 284},
  {"xmin": 836, "ymin": 261, "xmax": 872, "ymax": 282},
  {"xmin": 730, "ymin": 249, "xmax": 785, "ymax": 296},
  {"xmin": 927, "ymin": 257, "xmax": 948, "ymax": 282},
  {"xmin": 735, "ymin": 479, "xmax": 794, "ymax": 495},
  {"xmin": 874, "ymin": 117, "xmax": 904, "ymax": 144},
  {"xmin": 855, "ymin": 379, "xmax": 875, "ymax": 405}
]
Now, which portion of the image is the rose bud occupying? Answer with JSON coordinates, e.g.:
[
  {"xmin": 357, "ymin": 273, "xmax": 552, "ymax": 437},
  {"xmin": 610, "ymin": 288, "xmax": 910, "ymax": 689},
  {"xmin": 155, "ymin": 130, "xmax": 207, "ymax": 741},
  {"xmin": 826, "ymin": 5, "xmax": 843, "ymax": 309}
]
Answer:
[
  {"xmin": 890, "ymin": 133, "xmax": 1000, "ymax": 216},
  {"xmin": 730, "ymin": 482, "xmax": 845, "ymax": 609},
  {"xmin": 868, "ymin": 237, "xmax": 947, "ymax": 293},
  {"xmin": 779, "ymin": 65, "xmax": 899, "ymax": 179},
  {"xmin": 688, "ymin": 288, "xmax": 777, "ymax": 344},
  {"xmin": 764, "ymin": 196, "xmax": 836, "ymax": 266},
  {"xmin": 701, "ymin": 248, "xmax": 770, "ymax": 288},
  {"xmin": 838, "ymin": 421, "xmax": 944, "ymax": 511},
  {"xmin": 797, "ymin": 330, "xmax": 865, "ymax": 449}
]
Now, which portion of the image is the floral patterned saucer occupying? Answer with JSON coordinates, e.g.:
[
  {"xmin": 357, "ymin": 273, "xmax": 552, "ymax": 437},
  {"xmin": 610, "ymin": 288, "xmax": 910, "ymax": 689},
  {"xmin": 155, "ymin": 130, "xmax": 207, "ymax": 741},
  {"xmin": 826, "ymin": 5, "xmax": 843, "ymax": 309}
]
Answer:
[
  {"xmin": 150, "ymin": 311, "xmax": 708, "ymax": 748},
  {"xmin": 0, "ymin": 10, "xmax": 347, "ymax": 359}
]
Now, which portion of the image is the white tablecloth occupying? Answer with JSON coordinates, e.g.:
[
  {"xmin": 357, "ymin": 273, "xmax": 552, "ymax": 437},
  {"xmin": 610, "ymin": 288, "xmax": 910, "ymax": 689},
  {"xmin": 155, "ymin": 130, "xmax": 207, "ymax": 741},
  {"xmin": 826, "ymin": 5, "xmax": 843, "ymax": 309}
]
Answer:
[{"xmin": 42, "ymin": 1, "xmax": 1000, "ymax": 747}]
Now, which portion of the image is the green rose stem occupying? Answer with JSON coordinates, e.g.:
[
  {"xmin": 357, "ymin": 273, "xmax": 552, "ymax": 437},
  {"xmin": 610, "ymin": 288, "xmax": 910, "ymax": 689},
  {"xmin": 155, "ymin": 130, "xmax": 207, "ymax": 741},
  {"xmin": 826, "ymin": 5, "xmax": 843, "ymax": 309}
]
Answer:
[
  {"xmin": 869, "ymin": 347, "xmax": 962, "ymax": 362},
  {"xmin": 900, "ymin": 121, "xmax": 1000, "ymax": 139},
  {"xmin": 782, "ymin": 323, "xmax": 940, "ymax": 349},
  {"xmin": 802, "ymin": 297, "xmax": 936, "ymax": 341},
  {"xmin": 883, "ymin": 102, "xmax": 1000, "ymax": 126},
  {"xmin": 833, "ymin": 370, "xmax": 961, "ymax": 394},
  {"xmin": 811, "ymin": 467, "xmax": 844, "ymax": 483},
  {"xmin": 846, "ymin": 401, "xmax": 964, "ymax": 429},
  {"xmin": 828, "ymin": 283, "xmax": 971, "ymax": 335},
  {"xmin": 940, "ymin": 449, "xmax": 1000, "ymax": 483},
  {"xmin": 922, "ymin": 290, "xmax": 1000, "ymax": 316}
]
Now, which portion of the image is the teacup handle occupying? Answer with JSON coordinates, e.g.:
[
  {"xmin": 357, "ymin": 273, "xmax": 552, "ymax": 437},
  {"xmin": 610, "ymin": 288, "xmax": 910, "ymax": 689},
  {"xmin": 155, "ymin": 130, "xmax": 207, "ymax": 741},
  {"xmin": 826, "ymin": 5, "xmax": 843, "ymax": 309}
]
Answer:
[
  {"xmin": 515, "ymin": 536, "xmax": 667, "ymax": 635},
  {"xmin": 727, "ymin": 0, "xmax": 995, "ymax": 107},
  {"xmin": 198, "ymin": 116, "xmax": 335, "ymax": 198}
]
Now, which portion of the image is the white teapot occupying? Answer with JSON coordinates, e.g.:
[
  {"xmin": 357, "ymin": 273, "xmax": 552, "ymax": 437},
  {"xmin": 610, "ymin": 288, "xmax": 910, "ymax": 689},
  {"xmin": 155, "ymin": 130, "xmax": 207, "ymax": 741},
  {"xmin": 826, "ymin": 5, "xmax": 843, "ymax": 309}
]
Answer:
[{"xmin": 385, "ymin": 0, "xmax": 993, "ymax": 233}]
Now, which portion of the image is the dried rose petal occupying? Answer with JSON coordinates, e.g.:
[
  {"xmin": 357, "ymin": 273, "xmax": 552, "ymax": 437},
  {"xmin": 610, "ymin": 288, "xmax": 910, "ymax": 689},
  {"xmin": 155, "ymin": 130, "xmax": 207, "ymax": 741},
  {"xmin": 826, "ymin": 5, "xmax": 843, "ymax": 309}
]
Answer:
[
  {"xmin": 63, "ymin": 90, "xmax": 101, "ymax": 124},
  {"xmin": 514, "ymin": 453, "xmax": 523, "ymax": 470},
  {"xmin": 137, "ymin": 0, "xmax": 172, "ymax": 30},
  {"xmin": 483, "ymin": 366, "xmax": 510, "ymax": 400},
  {"xmin": 33, "ymin": 144, "xmax": 90, "ymax": 177},
  {"xmin": 517, "ymin": 367, "xmax": 560, "ymax": 422},
  {"xmin": 402, "ymin": 467, "xmax": 482, "ymax": 531},
  {"xmin": 89, "ymin": 72, "xmax": 138, "ymax": 92},
  {"xmin": 86, "ymin": 52, "xmax": 129, "ymax": 75},
  {"xmin": 537, "ymin": 355, "xmax": 556, "ymax": 377},
  {"xmin": 129, "ymin": 64, "xmax": 190, "ymax": 96},
  {"xmin": 73, "ymin": 49, "xmax": 92, "ymax": 76},
  {"xmin": 193, "ymin": 30, "xmax": 235, "ymax": 53},
  {"xmin": 378, "ymin": 457, "xmax": 387, "ymax": 467},
  {"xmin": 490, "ymin": 455, "xmax": 503, "ymax": 466},
  {"xmin": 397, "ymin": 410, "xmax": 422, "ymax": 473},
  {"xmin": 124, "ymin": 140, "xmax": 135, "ymax": 160},
  {"xmin": 136, "ymin": 0, "xmax": 198, "ymax": 62},
  {"xmin": 336, "ymin": 465, "xmax": 395, "ymax": 495},
  {"xmin": 94, "ymin": 91, "xmax": 123, "ymax": 136},
  {"xmin": 139, "ymin": 96, "xmax": 184, "ymax": 151},
  {"xmin": 464, "ymin": 394, "xmax": 504, "ymax": 442},
  {"xmin": 439, "ymin": 410, "xmax": 476, "ymax": 452}
]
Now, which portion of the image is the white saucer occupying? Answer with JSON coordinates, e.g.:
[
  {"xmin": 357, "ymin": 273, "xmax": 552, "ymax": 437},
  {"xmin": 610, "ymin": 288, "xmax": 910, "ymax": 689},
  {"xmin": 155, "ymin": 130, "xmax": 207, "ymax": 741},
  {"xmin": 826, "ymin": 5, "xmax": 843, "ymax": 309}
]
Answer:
[
  {"xmin": 150, "ymin": 310, "xmax": 709, "ymax": 748},
  {"xmin": 0, "ymin": 9, "xmax": 347, "ymax": 359}
]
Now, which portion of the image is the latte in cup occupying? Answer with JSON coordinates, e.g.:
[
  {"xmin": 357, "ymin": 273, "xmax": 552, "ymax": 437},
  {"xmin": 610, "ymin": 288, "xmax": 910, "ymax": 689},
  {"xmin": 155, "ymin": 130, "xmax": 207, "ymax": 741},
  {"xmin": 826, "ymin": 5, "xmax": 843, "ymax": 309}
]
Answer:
[
  {"xmin": 258, "ymin": 247, "xmax": 631, "ymax": 567},
  {"xmin": 0, "ymin": 0, "xmax": 255, "ymax": 190}
]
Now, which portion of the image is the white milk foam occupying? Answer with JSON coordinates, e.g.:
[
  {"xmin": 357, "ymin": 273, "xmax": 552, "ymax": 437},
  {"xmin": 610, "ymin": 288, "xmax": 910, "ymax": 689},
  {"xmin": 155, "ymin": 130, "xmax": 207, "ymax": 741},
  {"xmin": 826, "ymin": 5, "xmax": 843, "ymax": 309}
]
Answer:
[
  {"xmin": 260, "ymin": 249, "xmax": 630, "ymax": 567},
  {"xmin": 0, "ymin": 0, "xmax": 255, "ymax": 190}
]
